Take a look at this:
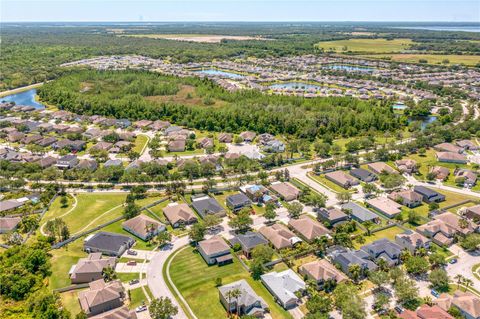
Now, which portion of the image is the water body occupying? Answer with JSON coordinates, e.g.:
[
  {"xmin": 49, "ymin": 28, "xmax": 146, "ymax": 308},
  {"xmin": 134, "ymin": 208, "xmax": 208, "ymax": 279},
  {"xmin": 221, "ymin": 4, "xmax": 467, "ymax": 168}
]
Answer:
[
  {"xmin": 269, "ymin": 82, "xmax": 321, "ymax": 91},
  {"xmin": 409, "ymin": 115, "xmax": 437, "ymax": 130},
  {"xmin": 392, "ymin": 102, "xmax": 407, "ymax": 110},
  {"xmin": 1, "ymin": 89, "xmax": 45, "ymax": 109},
  {"xmin": 394, "ymin": 26, "xmax": 480, "ymax": 33},
  {"xmin": 193, "ymin": 69, "xmax": 244, "ymax": 79},
  {"xmin": 324, "ymin": 64, "xmax": 375, "ymax": 72}
]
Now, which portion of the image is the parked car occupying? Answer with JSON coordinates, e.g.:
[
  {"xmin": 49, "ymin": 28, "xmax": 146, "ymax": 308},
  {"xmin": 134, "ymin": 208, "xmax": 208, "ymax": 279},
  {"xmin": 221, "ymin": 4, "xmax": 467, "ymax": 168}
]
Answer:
[
  {"xmin": 135, "ymin": 305, "xmax": 147, "ymax": 313},
  {"xmin": 395, "ymin": 305, "xmax": 404, "ymax": 314},
  {"xmin": 449, "ymin": 258, "xmax": 457, "ymax": 264},
  {"xmin": 431, "ymin": 289, "xmax": 439, "ymax": 298},
  {"xmin": 127, "ymin": 250, "xmax": 137, "ymax": 256},
  {"xmin": 127, "ymin": 260, "xmax": 137, "ymax": 266},
  {"xmin": 129, "ymin": 279, "xmax": 139, "ymax": 285}
]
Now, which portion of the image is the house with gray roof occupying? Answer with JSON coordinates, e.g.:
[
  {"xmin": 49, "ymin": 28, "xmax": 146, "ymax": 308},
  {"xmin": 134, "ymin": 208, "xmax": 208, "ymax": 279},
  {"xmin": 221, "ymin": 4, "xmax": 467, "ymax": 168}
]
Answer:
[
  {"xmin": 329, "ymin": 247, "xmax": 378, "ymax": 278},
  {"xmin": 360, "ymin": 238, "xmax": 402, "ymax": 266},
  {"xmin": 0, "ymin": 216, "xmax": 22, "ymax": 233},
  {"xmin": 191, "ymin": 195, "xmax": 226, "ymax": 219},
  {"xmin": 261, "ymin": 270, "xmax": 305, "ymax": 309},
  {"xmin": 341, "ymin": 202, "xmax": 380, "ymax": 224},
  {"xmin": 56, "ymin": 155, "xmax": 79, "ymax": 169},
  {"xmin": 350, "ymin": 168, "xmax": 377, "ymax": 182},
  {"xmin": 84, "ymin": 232, "xmax": 135, "ymax": 257},
  {"xmin": 218, "ymin": 280, "xmax": 268, "ymax": 317},
  {"xmin": 69, "ymin": 253, "xmax": 116, "ymax": 284},
  {"xmin": 229, "ymin": 231, "xmax": 268, "ymax": 258},
  {"xmin": 226, "ymin": 193, "xmax": 252, "ymax": 212},
  {"xmin": 414, "ymin": 186, "xmax": 445, "ymax": 203},
  {"xmin": 0, "ymin": 200, "xmax": 24, "ymax": 213},
  {"xmin": 317, "ymin": 207, "xmax": 350, "ymax": 228}
]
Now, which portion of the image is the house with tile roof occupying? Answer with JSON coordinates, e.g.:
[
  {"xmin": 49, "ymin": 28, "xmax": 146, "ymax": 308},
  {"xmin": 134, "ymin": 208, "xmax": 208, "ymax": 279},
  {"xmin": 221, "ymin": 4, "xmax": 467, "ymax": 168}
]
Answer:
[
  {"xmin": 261, "ymin": 270, "xmax": 305, "ymax": 309},
  {"xmin": 218, "ymin": 280, "xmax": 268, "ymax": 317},
  {"xmin": 299, "ymin": 259, "xmax": 348, "ymax": 289},
  {"xmin": 259, "ymin": 224, "xmax": 301, "ymax": 250},
  {"xmin": 163, "ymin": 203, "xmax": 197, "ymax": 228},
  {"xmin": 288, "ymin": 215, "xmax": 331, "ymax": 242},
  {"xmin": 122, "ymin": 214, "xmax": 165, "ymax": 241},
  {"xmin": 198, "ymin": 236, "xmax": 232, "ymax": 265}
]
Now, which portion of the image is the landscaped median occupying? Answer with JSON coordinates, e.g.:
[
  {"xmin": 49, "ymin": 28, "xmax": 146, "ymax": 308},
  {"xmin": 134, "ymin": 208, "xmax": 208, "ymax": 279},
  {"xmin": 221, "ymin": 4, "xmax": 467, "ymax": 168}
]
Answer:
[{"xmin": 163, "ymin": 245, "xmax": 293, "ymax": 319}]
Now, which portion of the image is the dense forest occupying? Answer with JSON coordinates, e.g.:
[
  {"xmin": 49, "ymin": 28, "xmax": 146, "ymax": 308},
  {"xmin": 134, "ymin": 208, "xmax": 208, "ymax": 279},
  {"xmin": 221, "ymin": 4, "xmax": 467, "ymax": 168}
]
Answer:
[
  {"xmin": 38, "ymin": 70, "xmax": 401, "ymax": 138},
  {"xmin": 1, "ymin": 22, "xmax": 479, "ymax": 90}
]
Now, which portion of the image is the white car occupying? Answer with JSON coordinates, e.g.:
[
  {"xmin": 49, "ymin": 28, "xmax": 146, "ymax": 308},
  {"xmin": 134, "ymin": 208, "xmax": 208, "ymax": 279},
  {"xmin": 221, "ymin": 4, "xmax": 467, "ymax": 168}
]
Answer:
[{"xmin": 135, "ymin": 305, "xmax": 147, "ymax": 313}]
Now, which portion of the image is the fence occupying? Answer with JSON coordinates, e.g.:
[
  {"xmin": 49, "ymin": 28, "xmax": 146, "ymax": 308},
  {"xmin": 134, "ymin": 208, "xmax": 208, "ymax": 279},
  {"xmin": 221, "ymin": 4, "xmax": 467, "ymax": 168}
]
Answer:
[{"xmin": 54, "ymin": 283, "xmax": 89, "ymax": 293}]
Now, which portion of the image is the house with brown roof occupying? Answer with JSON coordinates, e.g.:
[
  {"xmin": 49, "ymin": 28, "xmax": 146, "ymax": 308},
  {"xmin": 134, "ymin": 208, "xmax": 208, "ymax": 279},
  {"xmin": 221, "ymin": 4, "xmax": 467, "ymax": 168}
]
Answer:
[
  {"xmin": 133, "ymin": 120, "xmax": 153, "ymax": 129},
  {"xmin": 366, "ymin": 196, "xmax": 402, "ymax": 218},
  {"xmin": 78, "ymin": 279, "xmax": 125, "ymax": 317},
  {"xmin": 0, "ymin": 216, "xmax": 21, "ymax": 234},
  {"xmin": 436, "ymin": 291, "xmax": 480, "ymax": 319},
  {"xmin": 89, "ymin": 305, "xmax": 136, "ymax": 319},
  {"xmin": 455, "ymin": 169, "xmax": 477, "ymax": 188},
  {"xmin": 434, "ymin": 212, "xmax": 476, "ymax": 236},
  {"xmin": 198, "ymin": 137, "xmax": 214, "ymax": 149},
  {"xmin": 288, "ymin": 215, "xmax": 331, "ymax": 242},
  {"xmin": 259, "ymin": 224, "xmax": 301, "ymax": 250},
  {"xmin": 218, "ymin": 133, "xmax": 233, "ymax": 143},
  {"xmin": 436, "ymin": 152, "xmax": 468, "ymax": 164},
  {"xmin": 35, "ymin": 156, "xmax": 58, "ymax": 168},
  {"xmin": 198, "ymin": 236, "xmax": 232, "ymax": 265},
  {"xmin": 7, "ymin": 131, "xmax": 25, "ymax": 142},
  {"xmin": 430, "ymin": 166, "xmax": 450, "ymax": 181},
  {"xmin": 395, "ymin": 159, "xmax": 418, "ymax": 174},
  {"xmin": 464, "ymin": 205, "xmax": 480, "ymax": 222},
  {"xmin": 163, "ymin": 203, "xmax": 197, "ymax": 228},
  {"xmin": 415, "ymin": 212, "xmax": 473, "ymax": 247},
  {"xmin": 325, "ymin": 171, "xmax": 359, "ymax": 189},
  {"xmin": 69, "ymin": 253, "xmax": 116, "ymax": 284},
  {"xmin": 270, "ymin": 182, "xmax": 300, "ymax": 201},
  {"xmin": 388, "ymin": 189, "xmax": 423, "ymax": 208},
  {"xmin": 395, "ymin": 230, "xmax": 431, "ymax": 254},
  {"xmin": 90, "ymin": 141, "xmax": 113, "ymax": 152},
  {"xmin": 456, "ymin": 140, "xmax": 479, "ymax": 151},
  {"xmin": 399, "ymin": 304, "xmax": 453, "ymax": 319},
  {"xmin": 167, "ymin": 139, "xmax": 186, "ymax": 152},
  {"xmin": 122, "ymin": 214, "xmax": 166, "ymax": 241},
  {"xmin": 367, "ymin": 162, "xmax": 398, "ymax": 175},
  {"xmin": 239, "ymin": 131, "xmax": 256, "ymax": 142},
  {"xmin": 434, "ymin": 142, "xmax": 464, "ymax": 154},
  {"xmin": 317, "ymin": 208, "xmax": 349, "ymax": 228},
  {"xmin": 299, "ymin": 259, "xmax": 347, "ymax": 289}
]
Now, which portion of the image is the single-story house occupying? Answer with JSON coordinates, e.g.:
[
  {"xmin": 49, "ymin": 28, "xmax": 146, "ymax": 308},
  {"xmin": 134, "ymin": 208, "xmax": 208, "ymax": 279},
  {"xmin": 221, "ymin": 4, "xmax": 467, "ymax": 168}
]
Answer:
[
  {"xmin": 388, "ymin": 189, "xmax": 423, "ymax": 208},
  {"xmin": 395, "ymin": 159, "xmax": 418, "ymax": 174},
  {"xmin": 69, "ymin": 253, "xmax": 117, "ymax": 284},
  {"xmin": 317, "ymin": 208, "xmax": 350, "ymax": 228},
  {"xmin": 349, "ymin": 168, "xmax": 377, "ymax": 182},
  {"xmin": 464, "ymin": 205, "xmax": 480, "ymax": 222},
  {"xmin": 288, "ymin": 215, "xmax": 331, "ymax": 242},
  {"xmin": 259, "ymin": 224, "xmax": 301, "ymax": 250},
  {"xmin": 456, "ymin": 139, "xmax": 479, "ymax": 151},
  {"xmin": 366, "ymin": 197, "xmax": 402, "ymax": 218},
  {"xmin": 414, "ymin": 186, "xmax": 445, "ymax": 203},
  {"xmin": 0, "ymin": 216, "xmax": 22, "ymax": 233},
  {"xmin": 198, "ymin": 236, "xmax": 232, "ymax": 265},
  {"xmin": 435, "ymin": 290, "xmax": 480, "ymax": 319},
  {"xmin": 299, "ymin": 259, "xmax": 348, "ymax": 289},
  {"xmin": 56, "ymin": 155, "xmax": 79, "ymax": 169},
  {"xmin": 399, "ymin": 304, "xmax": 454, "ymax": 319},
  {"xmin": 0, "ymin": 200, "xmax": 24, "ymax": 214},
  {"xmin": 226, "ymin": 193, "xmax": 252, "ymax": 212},
  {"xmin": 163, "ymin": 203, "xmax": 198, "ymax": 228},
  {"xmin": 167, "ymin": 140, "xmax": 186, "ymax": 152},
  {"xmin": 329, "ymin": 248, "xmax": 378, "ymax": 277},
  {"xmin": 103, "ymin": 159, "xmax": 123, "ymax": 167},
  {"xmin": 325, "ymin": 171, "xmax": 359, "ymax": 189},
  {"xmin": 395, "ymin": 230, "xmax": 431, "ymax": 254},
  {"xmin": 239, "ymin": 131, "xmax": 256, "ymax": 142},
  {"xmin": 229, "ymin": 231, "xmax": 268, "ymax": 258},
  {"xmin": 76, "ymin": 159, "xmax": 98, "ymax": 171},
  {"xmin": 269, "ymin": 182, "xmax": 300, "ymax": 201},
  {"xmin": 84, "ymin": 232, "xmax": 135, "ymax": 257},
  {"xmin": 341, "ymin": 202, "xmax": 380, "ymax": 224},
  {"xmin": 261, "ymin": 270, "xmax": 305, "ymax": 309},
  {"xmin": 436, "ymin": 152, "xmax": 467, "ymax": 164},
  {"xmin": 455, "ymin": 169, "xmax": 477, "ymax": 188},
  {"xmin": 191, "ymin": 195, "xmax": 226, "ymax": 219},
  {"xmin": 430, "ymin": 166, "xmax": 450, "ymax": 181},
  {"xmin": 434, "ymin": 212, "xmax": 476, "ymax": 236},
  {"xmin": 367, "ymin": 162, "xmax": 398, "ymax": 175},
  {"xmin": 218, "ymin": 280, "xmax": 268, "ymax": 317},
  {"xmin": 122, "ymin": 214, "xmax": 166, "ymax": 241},
  {"xmin": 434, "ymin": 142, "xmax": 464, "ymax": 154},
  {"xmin": 417, "ymin": 219, "xmax": 456, "ymax": 247},
  {"xmin": 78, "ymin": 279, "xmax": 125, "ymax": 317},
  {"xmin": 218, "ymin": 133, "xmax": 233, "ymax": 143}
]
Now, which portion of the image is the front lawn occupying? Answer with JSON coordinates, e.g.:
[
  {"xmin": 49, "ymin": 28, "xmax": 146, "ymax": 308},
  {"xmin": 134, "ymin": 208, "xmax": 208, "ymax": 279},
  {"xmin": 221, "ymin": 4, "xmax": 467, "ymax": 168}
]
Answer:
[
  {"xmin": 169, "ymin": 246, "xmax": 292, "ymax": 319},
  {"xmin": 133, "ymin": 134, "xmax": 149, "ymax": 154},
  {"xmin": 129, "ymin": 287, "xmax": 148, "ymax": 308},
  {"xmin": 353, "ymin": 225, "xmax": 405, "ymax": 249}
]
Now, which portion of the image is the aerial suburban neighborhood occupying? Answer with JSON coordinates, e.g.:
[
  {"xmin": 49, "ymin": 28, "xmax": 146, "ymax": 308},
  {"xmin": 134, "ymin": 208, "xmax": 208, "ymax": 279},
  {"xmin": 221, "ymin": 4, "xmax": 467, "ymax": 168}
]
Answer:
[{"xmin": 1, "ymin": 3, "xmax": 480, "ymax": 319}]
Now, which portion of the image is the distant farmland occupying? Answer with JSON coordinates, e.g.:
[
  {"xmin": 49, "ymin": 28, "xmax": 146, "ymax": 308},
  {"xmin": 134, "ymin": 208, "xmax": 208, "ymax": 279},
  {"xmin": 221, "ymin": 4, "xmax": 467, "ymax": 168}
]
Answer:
[
  {"xmin": 316, "ymin": 38, "xmax": 413, "ymax": 53},
  {"xmin": 121, "ymin": 34, "xmax": 269, "ymax": 43},
  {"xmin": 361, "ymin": 53, "xmax": 480, "ymax": 66}
]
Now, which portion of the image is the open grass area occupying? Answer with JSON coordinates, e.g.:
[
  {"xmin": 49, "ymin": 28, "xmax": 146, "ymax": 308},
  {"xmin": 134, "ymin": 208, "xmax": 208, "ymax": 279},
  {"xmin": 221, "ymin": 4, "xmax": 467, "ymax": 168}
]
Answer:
[
  {"xmin": 308, "ymin": 172, "xmax": 353, "ymax": 193},
  {"xmin": 60, "ymin": 290, "xmax": 83, "ymax": 316},
  {"xmin": 361, "ymin": 53, "xmax": 480, "ymax": 66},
  {"xmin": 48, "ymin": 239, "xmax": 86, "ymax": 290},
  {"xmin": 316, "ymin": 38, "xmax": 413, "ymax": 53},
  {"xmin": 42, "ymin": 193, "xmax": 127, "ymax": 234},
  {"xmin": 133, "ymin": 134, "xmax": 149, "ymax": 154},
  {"xmin": 146, "ymin": 84, "xmax": 228, "ymax": 108},
  {"xmin": 101, "ymin": 219, "xmax": 156, "ymax": 250},
  {"xmin": 353, "ymin": 225, "xmax": 405, "ymax": 249},
  {"xmin": 117, "ymin": 272, "xmax": 141, "ymax": 283},
  {"xmin": 129, "ymin": 287, "xmax": 148, "ymax": 308},
  {"xmin": 169, "ymin": 246, "xmax": 292, "ymax": 319}
]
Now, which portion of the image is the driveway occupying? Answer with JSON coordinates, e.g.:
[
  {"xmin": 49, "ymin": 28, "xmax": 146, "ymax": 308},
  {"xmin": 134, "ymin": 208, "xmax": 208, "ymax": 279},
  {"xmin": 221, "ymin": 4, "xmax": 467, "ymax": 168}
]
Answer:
[
  {"xmin": 120, "ymin": 249, "xmax": 156, "ymax": 261},
  {"xmin": 115, "ymin": 262, "xmax": 145, "ymax": 273},
  {"xmin": 446, "ymin": 244, "xmax": 480, "ymax": 291}
]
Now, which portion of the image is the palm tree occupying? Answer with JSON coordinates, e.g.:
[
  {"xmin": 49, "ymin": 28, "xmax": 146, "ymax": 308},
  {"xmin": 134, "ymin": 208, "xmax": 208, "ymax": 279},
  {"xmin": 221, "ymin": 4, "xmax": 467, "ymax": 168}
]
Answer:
[
  {"xmin": 416, "ymin": 247, "xmax": 427, "ymax": 257},
  {"xmin": 376, "ymin": 258, "xmax": 388, "ymax": 272},
  {"xmin": 348, "ymin": 264, "xmax": 362, "ymax": 283},
  {"xmin": 103, "ymin": 266, "xmax": 117, "ymax": 282},
  {"xmin": 463, "ymin": 278, "xmax": 473, "ymax": 292},
  {"xmin": 226, "ymin": 288, "xmax": 242, "ymax": 316},
  {"xmin": 363, "ymin": 221, "xmax": 374, "ymax": 236},
  {"xmin": 454, "ymin": 274, "xmax": 464, "ymax": 287}
]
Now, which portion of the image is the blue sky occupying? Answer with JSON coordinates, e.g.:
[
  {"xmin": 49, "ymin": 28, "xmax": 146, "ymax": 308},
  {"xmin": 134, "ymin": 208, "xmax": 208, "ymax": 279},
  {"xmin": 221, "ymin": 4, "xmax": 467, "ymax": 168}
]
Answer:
[{"xmin": 2, "ymin": 0, "xmax": 479, "ymax": 22}]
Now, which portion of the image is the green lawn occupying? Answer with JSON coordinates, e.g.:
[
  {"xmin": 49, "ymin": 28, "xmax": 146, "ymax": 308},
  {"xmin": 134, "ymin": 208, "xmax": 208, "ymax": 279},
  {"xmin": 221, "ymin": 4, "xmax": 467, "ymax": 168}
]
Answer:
[
  {"xmin": 308, "ymin": 172, "xmax": 354, "ymax": 193},
  {"xmin": 406, "ymin": 149, "xmax": 470, "ymax": 181},
  {"xmin": 117, "ymin": 272, "xmax": 141, "ymax": 283},
  {"xmin": 133, "ymin": 134, "xmax": 149, "ymax": 154},
  {"xmin": 42, "ymin": 193, "xmax": 127, "ymax": 234},
  {"xmin": 316, "ymin": 38, "xmax": 413, "ymax": 53},
  {"xmin": 60, "ymin": 290, "xmax": 83, "ymax": 316},
  {"xmin": 101, "ymin": 219, "xmax": 156, "ymax": 250},
  {"xmin": 361, "ymin": 53, "xmax": 480, "ymax": 66},
  {"xmin": 354, "ymin": 226, "xmax": 405, "ymax": 249},
  {"xmin": 129, "ymin": 287, "xmax": 148, "ymax": 308},
  {"xmin": 48, "ymin": 239, "xmax": 86, "ymax": 290},
  {"xmin": 169, "ymin": 246, "xmax": 292, "ymax": 319}
]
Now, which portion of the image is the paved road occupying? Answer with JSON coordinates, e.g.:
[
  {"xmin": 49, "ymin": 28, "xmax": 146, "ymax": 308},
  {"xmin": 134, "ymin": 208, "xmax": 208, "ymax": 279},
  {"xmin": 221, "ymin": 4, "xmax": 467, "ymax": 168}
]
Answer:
[
  {"xmin": 405, "ymin": 174, "xmax": 480, "ymax": 199},
  {"xmin": 146, "ymin": 236, "xmax": 190, "ymax": 319},
  {"xmin": 447, "ymin": 244, "xmax": 480, "ymax": 292}
]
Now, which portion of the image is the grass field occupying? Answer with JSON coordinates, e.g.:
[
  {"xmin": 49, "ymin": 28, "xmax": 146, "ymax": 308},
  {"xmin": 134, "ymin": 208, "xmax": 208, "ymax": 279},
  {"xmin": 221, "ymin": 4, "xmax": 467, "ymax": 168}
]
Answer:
[
  {"xmin": 353, "ymin": 226, "xmax": 405, "ymax": 249},
  {"xmin": 362, "ymin": 54, "xmax": 480, "ymax": 66},
  {"xmin": 316, "ymin": 38, "xmax": 413, "ymax": 53},
  {"xmin": 42, "ymin": 193, "xmax": 127, "ymax": 234},
  {"xmin": 48, "ymin": 239, "xmax": 86, "ymax": 290},
  {"xmin": 169, "ymin": 246, "xmax": 292, "ymax": 319},
  {"xmin": 60, "ymin": 290, "xmax": 82, "ymax": 316},
  {"xmin": 117, "ymin": 272, "xmax": 141, "ymax": 282},
  {"xmin": 133, "ymin": 134, "xmax": 149, "ymax": 154},
  {"xmin": 308, "ymin": 172, "xmax": 354, "ymax": 193},
  {"xmin": 129, "ymin": 287, "xmax": 148, "ymax": 308}
]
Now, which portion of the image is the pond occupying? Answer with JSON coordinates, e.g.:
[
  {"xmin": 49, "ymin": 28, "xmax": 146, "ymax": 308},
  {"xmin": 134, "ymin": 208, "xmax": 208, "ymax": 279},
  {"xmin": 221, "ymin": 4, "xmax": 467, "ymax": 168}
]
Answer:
[
  {"xmin": 408, "ymin": 115, "xmax": 437, "ymax": 130},
  {"xmin": 323, "ymin": 64, "xmax": 375, "ymax": 72},
  {"xmin": 392, "ymin": 102, "xmax": 407, "ymax": 110},
  {"xmin": 1, "ymin": 89, "xmax": 45, "ymax": 109},
  {"xmin": 269, "ymin": 82, "xmax": 321, "ymax": 91},
  {"xmin": 193, "ymin": 69, "xmax": 245, "ymax": 79}
]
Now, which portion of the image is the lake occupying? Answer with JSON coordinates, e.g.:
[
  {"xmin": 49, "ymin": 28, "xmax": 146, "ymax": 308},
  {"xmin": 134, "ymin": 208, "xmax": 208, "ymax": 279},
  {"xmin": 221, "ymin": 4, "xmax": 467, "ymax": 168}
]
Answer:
[
  {"xmin": 269, "ymin": 82, "xmax": 321, "ymax": 90},
  {"xmin": 1, "ymin": 89, "xmax": 45, "ymax": 109},
  {"xmin": 323, "ymin": 64, "xmax": 375, "ymax": 72},
  {"xmin": 193, "ymin": 69, "xmax": 245, "ymax": 79},
  {"xmin": 409, "ymin": 115, "xmax": 437, "ymax": 130},
  {"xmin": 392, "ymin": 102, "xmax": 407, "ymax": 110},
  {"xmin": 394, "ymin": 26, "xmax": 480, "ymax": 33}
]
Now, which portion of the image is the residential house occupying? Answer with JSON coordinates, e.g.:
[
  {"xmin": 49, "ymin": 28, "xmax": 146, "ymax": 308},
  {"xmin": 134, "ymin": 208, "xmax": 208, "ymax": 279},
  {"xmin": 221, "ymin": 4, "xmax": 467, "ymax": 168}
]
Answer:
[
  {"xmin": 0, "ymin": 199, "xmax": 24, "ymax": 213},
  {"xmin": 21, "ymin": 134, "xmax": 42, "ymax": 144},
  {"xmin": 341, "ymin": 202, "xmax": 380, "ymax": 224},
  {"xmin": 367, "ymin": 162, "xmax": 398, "ymax": 175},
  {"xmin": 149, "ymin": 120, "xmax": 170, "ymax": 131},
  {"xmin": 263, "ymin": 140, "xmax": 285, "ymax": 153},
  {"xmin": 162, "ymin": 203, "xmax": 197, "ymax": 228},
  {"xmin": 7, "ymin": 131, "xmax": 25, "ymax": 143},
  {"xmin": 229, "ymin": 231, "xmax": 268, "ymax": 258},
  {"xmin": 434, "ymin": 212, "xmax": 475, "ymax": 236},
  {"xmin": 167, "ymin": 140, "xmax": 186, "ymax": 152},
  {"xmin": 434, "ymin": 142, "xmax": 464, "ymax": 154},
  {"xmin": 0, "ymin": 216, "xmax": 21, "ymax": 234},
  {"xmin": 35, "ymin": 136, "xmax": 57, "ymax": 147},
  {"xmin": 239, "ymin": 131, "xmax": 256, "ymax": 142},
  {"xmin": 35, "ymin": 156, "xmax": 57, "ymax": 169},
  {"xmin": 191, "ymin": 195, "xmax": 226, "ymax": 219},
  {"xmin": 414, "ymin": 186, "xmax": 445, "ymax": 203},
  {"xmin": 299, "ymin": 259, "xmax": 348, "ymax": 289},
  {"xmin": 84, "ymin": 232, "xmax": 135, "ymax": 257},
  {"xmin": 329, "ymin": 248, "xmax": 378, "ymax": 277},
  {"xmin": 399, "ymin": 304, "xmax": 454, "ymax": 319},
  {"xmin": 198, "ymin": 236, "xmax": 233, "ymax": 265},
  {"xmin": 259, "ymin": 224, "xmax": 301, "ymax": 250},
  {"xmin": 261, "ymin": 270, "xmax": 305, "ymax": 309},
  {"xmin": 317, "ymin": 208, "xmax": 350, "ymax": 228},
  {"xmin": 90, "ymin": 141, "xmax": 113, "ymax": 152},
  {"xmin": 455, "ymin": 169, "xmax": 477, "ymax": 188},
  {"xmin": 226, "ymin": 193, "xmax": 252, "ymax": 212},
  {"xmin": 436, "ymin": 152, "xmax": 468, "ymax": 164},
  {"xmin": 395, "ymin": 230, "xmax": 431, "ymax": 254},
  {"xmin": 56, "ymin": 155, "xmax": 79, "ymax": 169},
  {"xmin": 349, "ymin": 168, "xmax": 377, "ymax": 182},
  {"xmin": 122, "ymin": 214, "xmax": 165, "ymax": 241},
  {"xmin": 218, "ymin": 280, "xmax": 268, "ymax": 317},
  {"xmin": 90, "ymin": 305, "xmax": 136, "ymax": 319},
  {"xmin": 133, "ymin": 120, "xmax": 152, "ymax": 129},
  {"xmin": 395, "ymin": 159, "xmax": 418, "ymax": 174},
  {"xmin": 464, "ymin": 205, "xmax": 480, "ymax": 222},
  {"xmin": 417, "ymin": 219, "xmax": 456, "ymax": 247},
  {"xmin": 241, "ymin": 184, "xmax": 269, "ymax": 203},
  {"xmin": 69, "ymin": 253, "xmax": 116, "ymax": 284},
  {"xmin": 218, "ymin": 133, "xmax": 233, "ymax": 143},
  {"xmin": 103, "ymin": 159, "xmax": 122, "ymax": 168},
  {"xmin": 288, "ymin": 215, "xmax": 331, "ymax": 243},
  {"xmin": 325, "ymin": 171, "xmax": 359, "ymax": 189},
  {"xmin": 198, "ymin": 137, "xmax": 214, "ymax": 149},
  {"xmin": 269, "ymin": 182, "xmax": 300, "ymax": 201},
  {"xmin": 366, "ymin": 196, "xmax": 402, "ymax": 218},
  {"xmin": 78, "ymin": 279, "xmax": 125, "ymax": 317},
  {"xmin": 360, "ymin": 238, "xmax": 402, "ymax": 266},
  {"xmin": 436, "ymin": 291, "xmax": 480, "ymax": 319},
  {"xmin": 77, "ymin": 159, "xmax": 98, "ymax": 171},
  {"xmin": 456, "ymin": 140, "xmax": 479, "ymax": 151},
  {"xmin": 430, "ymin": 166, "xmax": 450, "ymax": 181},
  {"xmin": 388, "ymin": 189, "xmax": 423, "ymax": 208},
  {"xmin": 53, "ymin": 139, "xmax": 86, "ymax": 152}
]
